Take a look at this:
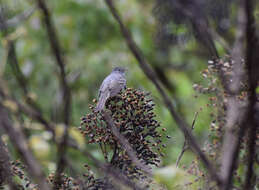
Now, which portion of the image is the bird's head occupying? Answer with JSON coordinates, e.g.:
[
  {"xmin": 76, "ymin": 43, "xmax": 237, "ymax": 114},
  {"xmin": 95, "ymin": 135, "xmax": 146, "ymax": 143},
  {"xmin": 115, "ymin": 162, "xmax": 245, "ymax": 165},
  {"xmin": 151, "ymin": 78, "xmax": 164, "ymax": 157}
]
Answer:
[{"xmin": 112, "ymin": 67, "xmax": 126, "ymax": 73}]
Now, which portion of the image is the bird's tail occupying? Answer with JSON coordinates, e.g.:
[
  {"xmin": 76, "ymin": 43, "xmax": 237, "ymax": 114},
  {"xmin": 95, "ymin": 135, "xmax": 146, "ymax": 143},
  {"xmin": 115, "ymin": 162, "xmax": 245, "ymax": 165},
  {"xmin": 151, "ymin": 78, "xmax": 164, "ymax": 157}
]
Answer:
[{"xmin": 95, "ymin": 93, "xmax": 109, "ymax": 111}]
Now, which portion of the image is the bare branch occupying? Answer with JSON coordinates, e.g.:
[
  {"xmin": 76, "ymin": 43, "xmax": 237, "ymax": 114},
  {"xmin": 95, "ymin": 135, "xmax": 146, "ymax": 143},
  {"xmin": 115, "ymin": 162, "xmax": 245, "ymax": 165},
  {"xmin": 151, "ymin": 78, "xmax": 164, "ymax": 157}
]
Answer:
[
  {"xmin": 0, "ymin": 86, "xmax": 55, "ymax": 135},
  {"xmin": 36, "ymin": 0, "xmax": 71, "ymax": 186},
  {"xmin": 104, "ymin": 0, "xmax": 221, "ymax": 185},
  {"xmin": 0, "ymin": 104, "xmax": 50, "ymax": 190},
  {"xmin": 0, "ymin": 0, "xmax": 55, "ymax": 138},
  {"xmin": 176, "ymin": 112, "xmax": 198, "ymax": 167},
  {"xmin": 36, "ymin": 0, "xmax": 71, "ymax": 125},
  {"xmin": 6, "ymin": 41, "xmax": 44, "ymax": 114}
]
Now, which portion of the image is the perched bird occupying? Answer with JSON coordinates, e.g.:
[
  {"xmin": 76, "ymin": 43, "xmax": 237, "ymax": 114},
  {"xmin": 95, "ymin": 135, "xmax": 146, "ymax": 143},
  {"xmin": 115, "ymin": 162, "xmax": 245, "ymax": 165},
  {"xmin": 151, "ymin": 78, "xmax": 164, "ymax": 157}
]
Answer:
[{"xmin": 95, "ymin": 67, "xmax": 126, "ymax": 111}]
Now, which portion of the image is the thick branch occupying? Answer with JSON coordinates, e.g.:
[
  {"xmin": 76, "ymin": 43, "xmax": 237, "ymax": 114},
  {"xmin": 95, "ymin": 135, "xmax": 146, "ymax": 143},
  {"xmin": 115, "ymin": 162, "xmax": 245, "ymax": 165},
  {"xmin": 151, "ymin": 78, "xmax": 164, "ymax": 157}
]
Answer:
[
  {"xmin": 0, "ymin": 104, "xmax": 50, "ymax": 190},
  {"xmin": 220, "ymin": 0, "xmax": 259, "ymax": 189},
  {"xmin": 243, "ymin": 0, "xmax": 259, "ymax": 188},
  {"xmin": 104, "ymin": 0, "xmax": 221, "ymax": 185}
]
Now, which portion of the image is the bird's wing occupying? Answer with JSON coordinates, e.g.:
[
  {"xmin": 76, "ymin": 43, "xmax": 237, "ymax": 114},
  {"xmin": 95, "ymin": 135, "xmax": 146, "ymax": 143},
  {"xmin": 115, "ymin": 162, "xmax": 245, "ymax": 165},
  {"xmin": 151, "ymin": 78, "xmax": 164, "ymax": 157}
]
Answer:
[
  {"xmin": 98, "ymin": 75, "xmax": 112, "ymax": 99},
  {"xmin": 108, "ymin": 74, "xmax": 126, "ymax": 96}
]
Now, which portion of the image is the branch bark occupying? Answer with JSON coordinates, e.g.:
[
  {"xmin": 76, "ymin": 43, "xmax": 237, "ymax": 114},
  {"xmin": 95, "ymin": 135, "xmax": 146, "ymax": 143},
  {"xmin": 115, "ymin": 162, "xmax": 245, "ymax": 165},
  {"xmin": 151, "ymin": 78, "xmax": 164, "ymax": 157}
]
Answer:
[
  {"xmin": 0, "ymin": 104, "xmax": 50, "ymax": 190},
  {"xmin": 220, "ymin": 0, "xmax": 259, "ymax": 189},
  {"xmin": 243, "ymin": 0, "xmax": 259, "ymax": 188},
  {"xmin": 219, "ymin": 1, "xmax": 247, "ymax": 188}
]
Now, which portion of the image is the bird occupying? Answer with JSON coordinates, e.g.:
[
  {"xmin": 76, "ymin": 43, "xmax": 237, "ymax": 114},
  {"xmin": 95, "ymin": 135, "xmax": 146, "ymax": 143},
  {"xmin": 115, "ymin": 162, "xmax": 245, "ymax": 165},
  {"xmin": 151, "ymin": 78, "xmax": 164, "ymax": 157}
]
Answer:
[{"xmin": 95, "ymin": 67, "xmax": 126, "ymax": 111}]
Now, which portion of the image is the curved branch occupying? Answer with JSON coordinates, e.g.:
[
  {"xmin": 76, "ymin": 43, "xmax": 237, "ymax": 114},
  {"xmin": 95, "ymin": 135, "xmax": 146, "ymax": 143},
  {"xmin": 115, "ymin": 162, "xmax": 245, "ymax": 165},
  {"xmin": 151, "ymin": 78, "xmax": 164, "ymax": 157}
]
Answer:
[{"xmin": 104, "ymin": 0, "xmax": 221, "ymax": 185}]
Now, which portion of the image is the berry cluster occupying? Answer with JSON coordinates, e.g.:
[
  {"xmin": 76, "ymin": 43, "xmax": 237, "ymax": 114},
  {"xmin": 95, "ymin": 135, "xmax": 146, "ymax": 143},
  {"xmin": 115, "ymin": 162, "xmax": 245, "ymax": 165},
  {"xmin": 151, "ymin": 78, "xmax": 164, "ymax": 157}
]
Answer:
[{"xmin": 79, "ymin": 88, "xmax": 165, "ymax": 180}]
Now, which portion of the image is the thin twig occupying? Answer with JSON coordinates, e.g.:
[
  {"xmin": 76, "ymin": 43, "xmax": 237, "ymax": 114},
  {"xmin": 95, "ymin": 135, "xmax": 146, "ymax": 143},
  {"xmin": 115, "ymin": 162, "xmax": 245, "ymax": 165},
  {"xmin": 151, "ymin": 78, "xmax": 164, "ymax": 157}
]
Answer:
[
  {"xmin": 0, "ymin": 104, "xmax": 50, "ymax": 190},
  {"xmin": 104, "ymin": 0, "xmax": 221, "ymax": 185},
  {"xmin": 6, "ymin": 40, "xmax": 43, "ymax": 114},
  {"xmin": 0, "ymin": 86, "xmax": 55, "ymax": 135},
  {"xmin": 36, "ymin": 0, "xmax": 71, "ymax": 186},
  {"xmin": 176, "ymin": 112, "xmax": 198, "ymax": 167}
]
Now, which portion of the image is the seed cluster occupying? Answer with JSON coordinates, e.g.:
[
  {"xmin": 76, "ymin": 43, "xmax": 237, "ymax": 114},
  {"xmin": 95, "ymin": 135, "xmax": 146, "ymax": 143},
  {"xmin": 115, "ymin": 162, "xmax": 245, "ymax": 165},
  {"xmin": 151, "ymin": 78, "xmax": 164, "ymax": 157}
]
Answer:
[
  {"xmin": 79, "ymin": 88, "xmax": 165, "ymax": 179},
  {"xmin": 47, "ymin": 173, "xmax": 79, "ymax": 190},
  {"xmin": 7, "ymin": 160, "xmax": 37, "ymax": 189},
  {"xmin": 82, "ymin": 164, "xmax": 115, "ymax": 190}
]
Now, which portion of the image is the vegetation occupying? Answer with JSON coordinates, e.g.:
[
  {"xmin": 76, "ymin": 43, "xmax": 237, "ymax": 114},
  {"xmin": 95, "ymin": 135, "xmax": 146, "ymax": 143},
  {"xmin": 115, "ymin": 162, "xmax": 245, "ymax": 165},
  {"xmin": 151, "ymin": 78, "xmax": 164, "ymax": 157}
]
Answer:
[{"xmin": 0, "ymin": 0, "xmax": 258, "ymax": 189}]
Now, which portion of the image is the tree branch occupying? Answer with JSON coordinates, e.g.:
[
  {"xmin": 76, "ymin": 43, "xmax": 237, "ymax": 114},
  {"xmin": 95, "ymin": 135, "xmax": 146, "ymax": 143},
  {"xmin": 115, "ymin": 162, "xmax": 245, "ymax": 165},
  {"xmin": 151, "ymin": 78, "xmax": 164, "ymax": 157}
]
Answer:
[
  {"xmin": 0, "ymin": 104, "xmax": 50, "ymax": 190},
  {"xmin": 104, "ymin": 0, "xmax": 221, "ymax": 185},
  {"xmin": 243, "ymin": 0, "xmax": 259, "ymax": 188},
  {"xmin": 0, "ymin": 86, "xmax": 56, "ymax": 136},
  {"xmin": 6, "ymin": 40, "xmax": 43, "ymax": 113},
  {"xmin": 36, "ymin": 0, "xmax": 71, "ymax": 186},
  {"xmin": 220, "ymin": 0, "xmax": 259, "ymax": 189}
]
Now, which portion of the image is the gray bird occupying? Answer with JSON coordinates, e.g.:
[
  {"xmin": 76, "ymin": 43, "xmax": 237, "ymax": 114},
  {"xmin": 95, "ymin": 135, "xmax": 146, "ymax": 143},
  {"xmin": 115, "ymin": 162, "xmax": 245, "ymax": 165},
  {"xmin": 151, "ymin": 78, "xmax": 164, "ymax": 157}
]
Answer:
[{"xmin": 95, "ymin": 67, "xmax": 126, "ymax": 111}]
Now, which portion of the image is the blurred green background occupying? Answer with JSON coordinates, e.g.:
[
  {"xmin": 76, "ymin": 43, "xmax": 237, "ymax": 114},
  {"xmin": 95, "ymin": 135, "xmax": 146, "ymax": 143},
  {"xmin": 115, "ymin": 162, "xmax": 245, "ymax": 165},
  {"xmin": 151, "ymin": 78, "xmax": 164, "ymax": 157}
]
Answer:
[{"xmin": 0, "ymin": 0, "xmax": 245, "ymax": 179}]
